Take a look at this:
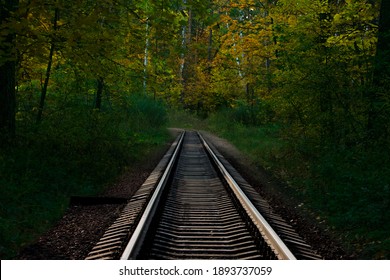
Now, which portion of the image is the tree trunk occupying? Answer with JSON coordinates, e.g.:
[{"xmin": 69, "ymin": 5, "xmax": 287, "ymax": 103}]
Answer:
[
  {"xmin": 0, "ymin": 0, "xmax": 19, "ymax": 140},
  {"xmin": 143, "ymin": 20, "xmax": 150, "ymax": 94},
  {"xmin": 367, "ymin": 0, "xmax": 390, "ymax": 139},
  {"xmin": 94, "ymin": 77, "xmax": 104, "ymax": 110},
  {"xmin": 207, "ymin": 27, "xmax": 213, "ymax": 62},
  {"xmin": 187, "ymin": 9, "xmax": 192, "ymax": 45},
  {"xmin": 180, "ymin": 2, "xmax": 193, "ymax": 106},
  {"xmin": 36, "ymin": 7, "xmax": 59, "ymax": 123},
  {"xmin": 373, "ymin": 0, "xmax": 390, "ymax": 86}
]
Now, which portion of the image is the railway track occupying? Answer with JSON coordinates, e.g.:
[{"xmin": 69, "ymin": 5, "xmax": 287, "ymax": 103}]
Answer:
[{"xmin": 86, "ymin": 131, "xmax": 321, "ymax": 260}]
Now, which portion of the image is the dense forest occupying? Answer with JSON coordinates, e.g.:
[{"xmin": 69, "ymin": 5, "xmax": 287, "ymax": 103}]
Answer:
[{"xmin": 1, "ymin": 0, "xmax": 389, "ymax": 259}]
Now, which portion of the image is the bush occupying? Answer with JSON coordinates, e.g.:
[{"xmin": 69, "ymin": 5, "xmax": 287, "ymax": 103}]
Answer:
[
  {"xmin": 0, "ymin": 93, "xmax": 170, "ymax": 259},
  {"xmin": 171, "ymin": 109, "xmax": 390, "ymax": 259}
]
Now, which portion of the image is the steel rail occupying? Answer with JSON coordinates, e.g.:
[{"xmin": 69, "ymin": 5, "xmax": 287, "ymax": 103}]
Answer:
[
  {"xmin": 198, "ymin": 132, "xmax": 297, "ymax": 260},
  {"xmin": 120, "ymin": 131, "xmax": 185, "ymax": 260}
]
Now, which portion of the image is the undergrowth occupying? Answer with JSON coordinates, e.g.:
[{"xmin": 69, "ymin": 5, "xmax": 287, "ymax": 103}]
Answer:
[
  {"xmin": 169, "ymin": 109, "xmax": 390, "ymax": 259},
  {"xmin": 0, "ymin": 94, "xmax": 170, "ymax": 259}
]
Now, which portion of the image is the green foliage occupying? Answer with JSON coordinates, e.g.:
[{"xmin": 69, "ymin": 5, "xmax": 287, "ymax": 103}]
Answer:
[
  {"xmin": 303, "ymin": 146, "xmax": 390, "ymax": 259},
  {"xmin": 128, "ymin": 94, "xmax": 167, "ymax": 130},
  {"xmin": 206, "ymin": 111, "xmax": 287, "ymax": 171},
  {"xmin": 228, "ymin": 99, "xmax": 274, "ymax": 126},
  {"xmin": 217, "ymin": 118, "xmax": 390, "ymax": 259},
  {"xmin": 167, "ymin": 109, "xmax": 208, "ymax": 130},
  {"xmin": 169, "ymin": 108, "xmax": 390, "ymax": 259},
  {"xmin": 0, "ymin": 94, "xmax": 169, "ymax": 259}
]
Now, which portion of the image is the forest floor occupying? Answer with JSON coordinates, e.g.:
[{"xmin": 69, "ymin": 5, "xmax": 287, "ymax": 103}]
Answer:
[{"xmin": 18, "ymin": 128, "xmax": 350, "ymax": 260}]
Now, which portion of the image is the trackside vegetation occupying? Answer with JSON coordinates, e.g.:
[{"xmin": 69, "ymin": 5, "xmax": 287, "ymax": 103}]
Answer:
[
  {"xmin": 0, "ymin": 94, "xmax": 169, "ymax": 259},
  {"xmin": 169, "ymin": 108, "xmax": 390, "ymax": 259}
]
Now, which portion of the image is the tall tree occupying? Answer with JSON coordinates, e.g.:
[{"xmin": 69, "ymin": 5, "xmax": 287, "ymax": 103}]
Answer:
[
  {"xmin": 36, "ymin": 6, "xmax": 59, "ymax": 123},
  {"xmin": 94, "ymin": 77, "xmax": 104, "ymax": 110},
  {"xmin": 367, "ymin": 0, "xmax": 390, "ymax": 140},
  {"xmin": 374, "ymin": 0, "xmax": 390, "ymax": 83},
  {"xmin": 0, "ymin": 0, "xmax": 19, "ymax": 139}
]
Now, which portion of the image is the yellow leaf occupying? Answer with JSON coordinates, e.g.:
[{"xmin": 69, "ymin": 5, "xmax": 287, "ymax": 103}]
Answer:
[{"xmin": 333, "ymin": 14, "xmax": 341, "ymax": 24}]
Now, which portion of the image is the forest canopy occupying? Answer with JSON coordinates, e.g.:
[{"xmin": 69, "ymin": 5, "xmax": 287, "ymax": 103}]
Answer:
[{"xmin": 0, "ymin": 0, "xmax": 388, "ymax": 146}]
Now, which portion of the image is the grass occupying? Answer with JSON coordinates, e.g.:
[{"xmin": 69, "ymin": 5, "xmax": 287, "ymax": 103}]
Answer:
[
  {"xmin": 0, "ymin": 94, "xmax": 171, "ymax": 259},
  {"xmin": 169, "ymin": 109, "xmax": 390, "ymax": 259},
  {"xmin": 167, "ymin": 109, "xmax": 208, "ymax": 130}
]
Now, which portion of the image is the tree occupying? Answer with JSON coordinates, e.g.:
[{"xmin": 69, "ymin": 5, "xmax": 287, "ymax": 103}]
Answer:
[
  {"xmin": 373, "ymin": 0, "xmax": 390, "ymax": 82},
  {"xmin": 367, "ymin": 0, "xmax": 390, "ymax": 140},
  {"xmin": 36, "ymin": 6, "xmax": 59, "ymax": 123},
  {"xmin": 0, "ymin": 0, "xmax": 19, "ymax": 139}
]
